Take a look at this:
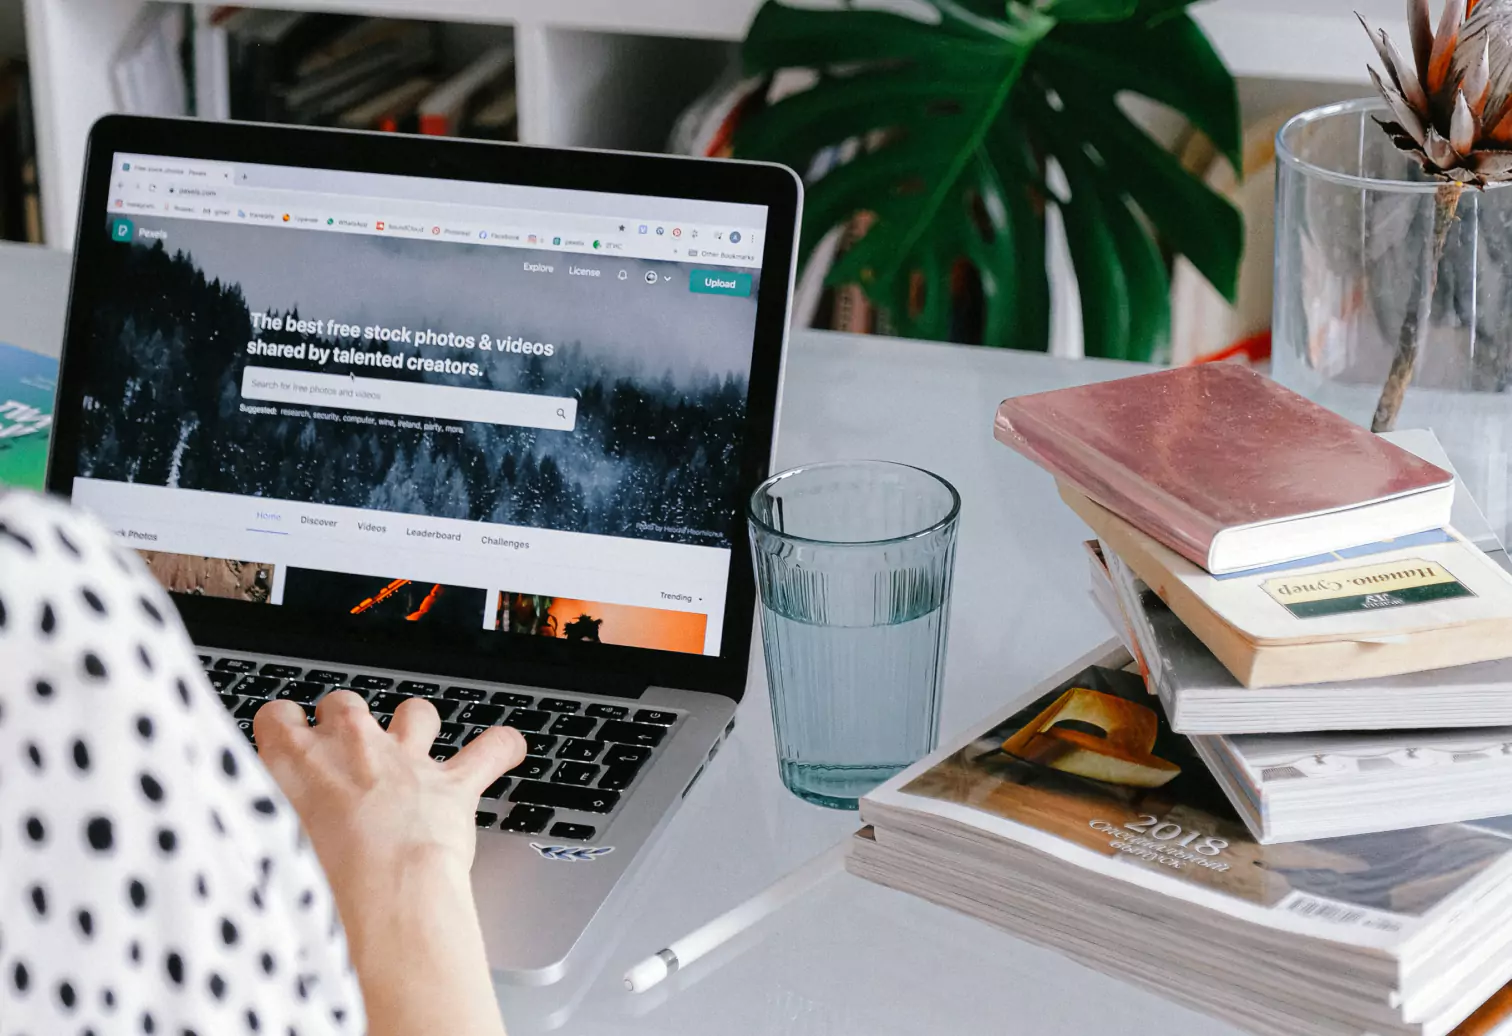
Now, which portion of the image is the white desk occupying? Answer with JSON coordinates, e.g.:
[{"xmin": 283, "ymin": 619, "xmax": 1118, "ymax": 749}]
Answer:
[
  {"xmin": 0, "ymin": 242, "xmax": 1242, "ymax": 1035},
  {"xmin": 497, "ymin": 334, "xmax": 1246, "ymax": 1035}
]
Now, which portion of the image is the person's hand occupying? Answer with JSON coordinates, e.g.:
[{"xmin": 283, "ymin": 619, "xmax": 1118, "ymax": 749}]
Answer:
[
  {"xmin": 255, "ymin": 691, "xmax": 525, "ymax": 886},
  {"xmin": 255, "ymin": 692, "xmax": 524, "ymax": 1036}
]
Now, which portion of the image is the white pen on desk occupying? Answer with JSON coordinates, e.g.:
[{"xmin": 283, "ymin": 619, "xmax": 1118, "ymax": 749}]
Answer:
[{"xmin": 623, "ymin": 842, "xmax": 847, "ymax": 994}]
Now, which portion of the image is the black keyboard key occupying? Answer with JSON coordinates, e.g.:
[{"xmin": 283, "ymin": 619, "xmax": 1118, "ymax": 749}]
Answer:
[
  {"xmin": 522, "ymin": 733, "xmax": 558, "ymax": 757},
  {"xmin": 259, "ymin": 663, "xmax": 302, "ymax": 679},
  {"xmin": 551, "ymin": 762, "xmax": 600, "ymax": 787},
  {"xmin": 279, "ymin": 680, "xmax": 326, "ymax": 701},
  {"xmin": 504, "ymin": 709, "xmax": 550, "ymax": 732},
  {"xmin": 215, "ymin": 657, "xmax": 257, "ymax": 673},
  {"xmin": 206, "ymin": 671, "xmax": 239, "ymax": 691},
  {"xmin": 236, "ymin": 718, "xmax": 257, "ymax": 743},
  {"xmin": 508, "ymin": 757, "xmax": 552, "ymax": 780},
  {"xmin": 349, "ymin": 675, "xmax": 393, "ymax": 692},
  {"xmin": 397, "ymin": 680, "xmax": 440, "ymax": 695},
  {"xmin": 481, "ymin": 776, "xmax": 512, "ymax": 800},
  {"xmin": 596, "ymin": 721, "xmax": 666, "ymax": 748},
  {"xmin": 305, "ymin": 669, "xmax": 348, "ymax": 685},
  {"xmin": 603, "ymin": 744, "xmax": 651, "ymax": 767},
  {"xmin": 634, "ymin": 709, "xmax": 678, "ymax": 726},
  {"xmin": 491, "ymin": 691, "xmax": 534, "ymax": 708},
  {"xmin": 499, "ymin": 805, "xmax": 552, "ymax": 834},
  {"xmin": 556, "ymin": 738, "xmax": 602, "ymax": 762},
  {"xmin": 549, "ymin": 715, "xmax": 595, "ymax": 738},
  {"xmin": 510, "ymin": 781, "xmax": 620, "ymax": 815},
  {"xmin": 585, "ymin": 704, "xmax": 628, "ymax": 720},
  {"xmin": 300, "ymin": 703, "xmax": 318, "ymax": 722},
  {"xmin": 233, "ymin": 698, "xmax": 264, "ymax": 720},
  {"xmin": 234, "ymin": 675, "xmax": 283, "ymax": 698},
  {"xmin": 599, "ymin": 764, "xmax": 641, "ymax": 792},
  {"xmin": 375, "ymin": 713, "xmax": 393, "ymax": 731},
  {"xmin": 420, "ymin": 697, "xmax": 459, "ymax": 721},
  {"xmin": 442, "ymin": 686, "xmax": 488, "ymax": 703},
  {"xmin": 219, "ymin": 692, "xmax": 240, "ymax": 712},
  {"xmin": 429, "ymin": 744, "xmax": 457, "ymax": 762},
  {"xmin": 455, "ymin": 703, "xmax": 505, "ymax": 727},
  {"xmin": 366, "ymin": 692, "xmax": 404, "ymax": 714},
  {"xmin": 198, "ymin": 654, "xmax": 212, "ymax": 667},
  {"xmin": 476, "ymin": 812, "xmax": 497, "ymax": 829},
  {"xmin": 549, "ymin": 822, "xmax": 596, "ymax": 841},
  {"xmin": 277, "ymin": 682, "xmax": 324, "ymax": 705},
  {"xmin": 461, "ymin": 726, "xmax": 490, "ymax": 746},
  {"xmin": 537, "ymin": 698, "xmax": 581, "ymax": 714},
  {"xmin": 432, "ymin": 722, "xmax": 466, "ymax": 745}
]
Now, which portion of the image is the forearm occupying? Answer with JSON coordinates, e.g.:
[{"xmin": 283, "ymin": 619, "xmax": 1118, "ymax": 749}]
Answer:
[{"xmin": 337, "ymin": 848, "xmax": 507, "ymax": 1036}]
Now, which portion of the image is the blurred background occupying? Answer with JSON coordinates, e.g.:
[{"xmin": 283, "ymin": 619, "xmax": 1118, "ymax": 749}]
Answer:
[{"xmin": 0, "ymin": 0, "xmax": 1399, "ymax": 364}]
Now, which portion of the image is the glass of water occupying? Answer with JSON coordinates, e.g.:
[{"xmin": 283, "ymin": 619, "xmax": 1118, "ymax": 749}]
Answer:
[{"xmin": 748, "ymin": 460, "xmax": 960, "ymax": 809}]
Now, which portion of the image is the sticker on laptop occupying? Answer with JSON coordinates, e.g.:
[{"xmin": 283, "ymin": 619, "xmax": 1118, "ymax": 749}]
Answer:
[
  {"xmin": 530, "ymin": 843, "xmax": 615, "ymax": 862},
  {"xmin": 1261, "ymin": 558, "xmax": 1473, "ymax": 618}
]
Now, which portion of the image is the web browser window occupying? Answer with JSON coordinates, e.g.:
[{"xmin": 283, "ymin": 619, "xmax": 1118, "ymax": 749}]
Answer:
[{"xmin": 73, "ymin": 152, "xmax": 772, "ymax": 657}]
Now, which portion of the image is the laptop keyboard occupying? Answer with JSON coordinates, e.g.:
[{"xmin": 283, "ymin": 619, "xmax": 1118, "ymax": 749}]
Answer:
[{"xmin": 205, "ymin": 655, "xmax": 680, "ymax": 842}]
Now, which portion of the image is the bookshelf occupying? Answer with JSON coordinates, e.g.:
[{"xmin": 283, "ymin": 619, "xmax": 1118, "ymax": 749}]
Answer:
[{"xmin": 18, "ymin": 0, "xmax": 1394, "ymax": 250}]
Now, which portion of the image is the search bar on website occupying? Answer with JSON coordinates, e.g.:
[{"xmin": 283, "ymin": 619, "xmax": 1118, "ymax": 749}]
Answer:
[{"xmin": 240, "ymin": 366, "xmax": 577, "ymax": 431}]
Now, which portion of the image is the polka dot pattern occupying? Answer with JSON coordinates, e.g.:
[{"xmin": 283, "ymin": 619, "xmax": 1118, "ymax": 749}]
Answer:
[{"xmin": 0, "ymin": 492, "xmax": 364, "ymax": 1036}]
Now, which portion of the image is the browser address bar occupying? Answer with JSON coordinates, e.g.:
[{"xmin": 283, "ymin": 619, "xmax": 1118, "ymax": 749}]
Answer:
[{"xmin": 240, "ymin": 366, "xmax": 577, "ymax": 431}]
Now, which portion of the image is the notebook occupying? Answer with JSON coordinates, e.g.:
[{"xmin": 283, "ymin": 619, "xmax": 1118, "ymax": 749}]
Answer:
[{"xmin": 994, "ymin": 365, "xmax": 1454, "ymax": 573}]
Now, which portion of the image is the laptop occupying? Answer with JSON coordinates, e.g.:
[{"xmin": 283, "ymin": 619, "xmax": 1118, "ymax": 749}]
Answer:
[{"xmin": 48, "ymin": 115, "xmax": 800, "ymax": 983}]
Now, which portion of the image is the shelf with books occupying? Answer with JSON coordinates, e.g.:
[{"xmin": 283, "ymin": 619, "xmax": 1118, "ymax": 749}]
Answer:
[
  {"xmin": 18, "ymin": 0, "xmax": 1392, "ymax": 255},
  {"xmin": 21, "ymin": 0, "xmax": 739, "ymax": 247}
]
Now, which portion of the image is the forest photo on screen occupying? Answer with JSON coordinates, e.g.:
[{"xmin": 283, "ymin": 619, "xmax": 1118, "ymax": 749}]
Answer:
[{"xmin": 77, "ymin": 217, "xmax": 760, "ymax": 548}]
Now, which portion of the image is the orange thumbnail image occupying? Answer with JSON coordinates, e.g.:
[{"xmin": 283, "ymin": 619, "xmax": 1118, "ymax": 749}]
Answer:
[{"xmin": 496, "ymin": 593, "xmax": 707, "ymax": 654}]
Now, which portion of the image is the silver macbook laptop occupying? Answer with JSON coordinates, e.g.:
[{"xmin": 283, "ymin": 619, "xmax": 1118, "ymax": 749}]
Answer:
[{"xmin": 49, "ymin": 115, "xmax": 800, "ymax": 983}]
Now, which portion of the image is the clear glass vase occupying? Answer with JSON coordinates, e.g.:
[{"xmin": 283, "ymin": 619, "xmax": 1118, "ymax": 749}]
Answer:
[{"xmin": 1274, "ymin": 98, "xmax": 1512, "ymax": 546}]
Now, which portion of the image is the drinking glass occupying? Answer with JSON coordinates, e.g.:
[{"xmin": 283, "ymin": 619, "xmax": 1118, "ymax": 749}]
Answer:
[{"xmin": 748, "ymin": 460, "xmax": 960, "ymax": 809}]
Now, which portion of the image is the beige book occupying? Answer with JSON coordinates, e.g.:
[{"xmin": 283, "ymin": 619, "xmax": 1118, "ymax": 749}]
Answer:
[{"xmin": 1061, "ymin": 483, "xmax": 1512, "ymax": 688}]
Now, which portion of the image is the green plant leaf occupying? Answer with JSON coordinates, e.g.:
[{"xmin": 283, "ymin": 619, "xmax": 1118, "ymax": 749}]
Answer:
[
  {"xmin": 733, "ymin": 64, "xmax": 1009, "ymax": 177},
  {"xmin": 743, "ymin": 4, "xmax": 1011, "ymax": 74},
  {"xmin": 1057, "ymin": 162, "xmax": 1131, "ymax": 359},
  {"xmin": 1041, "ymin": 0, "xmax": 1138, "ymax": 22},
  {"xmin": 1048, "ymin": 79, "xmax": 1243, "ymax": 301},
  {"xmin": 1040, "ymin": 13, "xmax": 1240, "ymax": 171},
  {"xmin": 792, "ymin": 123, "xmax": 966, "ymax": 264},
  {"xmin": 969, "ymin": 149, "xmax": 1051, "ymax": 350},
  {"xmin": 1097, "ymin": 182, "xmax": 1171, "ymax": 362},
  {"xmin": 732, "ymin": 0, "xmax": 1238, "ymax": 353}
]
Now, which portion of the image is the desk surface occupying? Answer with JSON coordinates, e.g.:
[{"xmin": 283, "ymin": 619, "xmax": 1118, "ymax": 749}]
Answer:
[
  {"xmin": 2, "ymin": 242, "xmax": 1241, "ymax": 1036},
  {"xmin": 505, "ymin": 333, "xmax": 1244, "ymax": 1036}
]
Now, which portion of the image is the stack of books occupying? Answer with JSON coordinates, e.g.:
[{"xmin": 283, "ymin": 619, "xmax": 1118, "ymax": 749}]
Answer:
[{"xmin": 849, "ymin": 365, "xmax": 1512, "ymax": 1036}]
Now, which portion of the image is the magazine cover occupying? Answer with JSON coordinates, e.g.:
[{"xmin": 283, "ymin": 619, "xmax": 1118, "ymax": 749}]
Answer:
[
  {"xmin": 0, "ymin": 342, "xmax": 56, "ymax": 490},
  {"xmin": 867, "ymin": 652, "xmax": 1512, "ymax": 947}
]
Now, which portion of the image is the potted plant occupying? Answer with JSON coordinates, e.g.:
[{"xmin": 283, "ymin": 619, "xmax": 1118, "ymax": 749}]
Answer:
[
  {"xmin": 731, "ymin": 0, "xmax": 1245, "ymax": 361},
  {"xmin": 1272, "ymin": 0, "xmax": 1512, "ymax": 544}
]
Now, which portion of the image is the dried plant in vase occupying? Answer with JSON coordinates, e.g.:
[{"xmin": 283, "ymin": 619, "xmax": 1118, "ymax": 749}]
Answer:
[{"xmin": 1360, "ymin": 0, "xmax": 1512, "ymax": 430}]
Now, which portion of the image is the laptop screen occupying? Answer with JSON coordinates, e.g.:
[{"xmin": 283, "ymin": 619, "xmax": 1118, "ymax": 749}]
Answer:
[{"xmin": 71, "ymin": 151, "xmax": 770, "ymax": 659}]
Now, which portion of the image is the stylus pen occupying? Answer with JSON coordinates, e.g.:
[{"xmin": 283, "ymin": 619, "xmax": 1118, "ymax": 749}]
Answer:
[{"xmin": 622, "ymin": 841, "xmax": 847, "ymax": 994}]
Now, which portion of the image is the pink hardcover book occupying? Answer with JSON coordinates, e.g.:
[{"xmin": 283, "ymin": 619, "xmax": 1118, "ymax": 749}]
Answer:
[{"xmin": 994, "ymin": 365, "xmax": 1454, "ymax": 574}]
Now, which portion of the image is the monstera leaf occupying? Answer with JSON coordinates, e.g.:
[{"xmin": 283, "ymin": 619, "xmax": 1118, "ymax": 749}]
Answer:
[{"xmin": 733, "ymin": 0, "xmax": 1243, "ymax": 360}]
